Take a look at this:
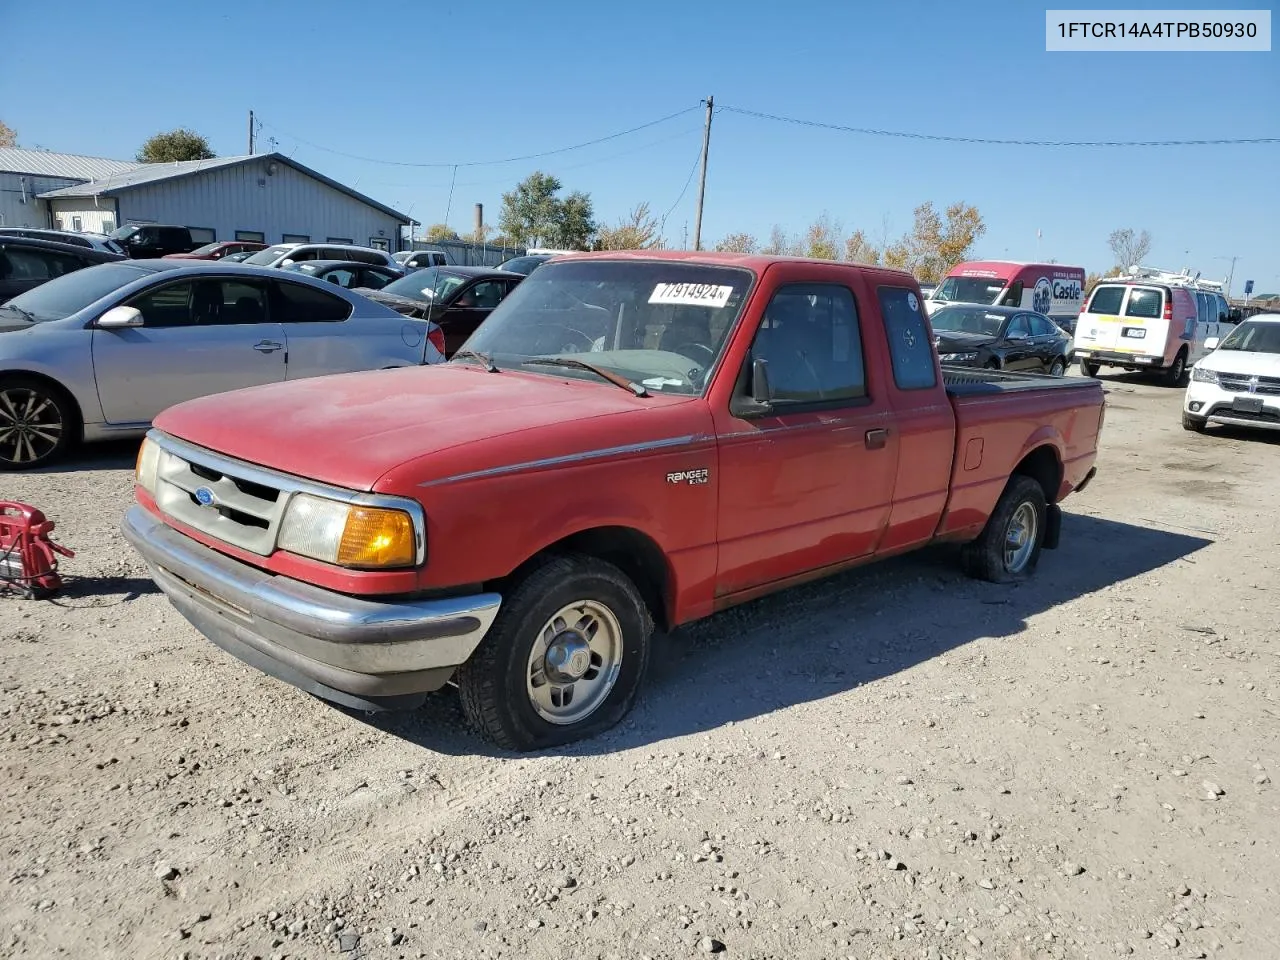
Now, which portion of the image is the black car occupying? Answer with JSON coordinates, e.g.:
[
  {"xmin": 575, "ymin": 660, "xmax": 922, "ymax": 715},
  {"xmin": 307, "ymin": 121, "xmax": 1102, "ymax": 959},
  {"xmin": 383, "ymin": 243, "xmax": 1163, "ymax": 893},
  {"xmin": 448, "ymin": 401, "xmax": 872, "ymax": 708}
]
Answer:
[
  {"xmin": 930, "ymin": 304, "xmax": 1071, "ymax": 376},
  {"xmin": 494, "ymin": 254, "xmax": 555, "ymax": 276},
  {"xmin": 0, "ymin": 236, "xmax": 125, "ymax": 303},
  {"xmin": 282, "ymin": 259, "xmax": 404, "ymax": 291},
  {"xmin": 108, "ymin": 223, "xmax": 198, "ymax": 258},
  {"xmin": 353, "ymin": 265, "xmax": 523, "ymax": 357}
]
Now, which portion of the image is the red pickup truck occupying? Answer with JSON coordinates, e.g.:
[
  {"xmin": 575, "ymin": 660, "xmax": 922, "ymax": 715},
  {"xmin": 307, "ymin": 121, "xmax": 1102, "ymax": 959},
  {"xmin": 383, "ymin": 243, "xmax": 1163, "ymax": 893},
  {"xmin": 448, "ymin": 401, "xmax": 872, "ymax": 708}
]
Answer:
[{"xmin": 123, "ymin": 253, "xmax": 1105, "ymax": 750}]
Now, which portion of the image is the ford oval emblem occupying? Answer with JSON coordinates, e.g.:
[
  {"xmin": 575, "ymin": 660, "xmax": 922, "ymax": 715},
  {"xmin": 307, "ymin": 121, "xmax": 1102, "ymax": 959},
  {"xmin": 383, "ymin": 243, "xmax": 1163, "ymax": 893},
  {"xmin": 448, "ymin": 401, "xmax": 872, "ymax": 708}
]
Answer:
[{"xmin": 194, "ymin": 486, "xmax": 217, "ymax": 507}]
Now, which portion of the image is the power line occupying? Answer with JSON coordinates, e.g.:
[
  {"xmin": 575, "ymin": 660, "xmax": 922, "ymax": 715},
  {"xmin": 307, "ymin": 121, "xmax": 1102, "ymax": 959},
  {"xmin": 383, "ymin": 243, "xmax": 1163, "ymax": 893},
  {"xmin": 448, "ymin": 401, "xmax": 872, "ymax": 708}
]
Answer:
[
  {"xmin": 257, "ymin": 105, "xmax": 701, "ymax": 168},
  {"xmin": 660, "ymin": 139, "xmax": 704, "ymax": 232},
  {"xmin": 718, "ymin": 104, "xmax": 1280, "ymax": 147}
]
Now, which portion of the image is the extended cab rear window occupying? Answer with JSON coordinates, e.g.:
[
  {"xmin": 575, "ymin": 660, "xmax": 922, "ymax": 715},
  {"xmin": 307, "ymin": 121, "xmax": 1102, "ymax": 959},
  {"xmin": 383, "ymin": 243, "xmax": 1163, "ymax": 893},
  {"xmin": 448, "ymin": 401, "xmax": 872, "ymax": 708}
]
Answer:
[{"xmin": 878, "ymin": 286, "xmax": 937, "ymax": 390}]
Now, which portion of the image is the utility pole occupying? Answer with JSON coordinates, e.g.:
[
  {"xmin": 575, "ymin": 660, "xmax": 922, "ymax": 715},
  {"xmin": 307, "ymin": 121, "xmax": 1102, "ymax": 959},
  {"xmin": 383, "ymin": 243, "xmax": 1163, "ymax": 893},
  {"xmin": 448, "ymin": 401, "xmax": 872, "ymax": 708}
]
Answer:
[
  {"xmin": 692, "ymin": 95, "xmax": 714, "ymax": 251},
  {"xmin": 1215, "ymin": 255, "xmax": 1239, "ymax": 297},
  {"xmin": 248, "ymin": 110, "xmax": 255, "ymax": 155}
]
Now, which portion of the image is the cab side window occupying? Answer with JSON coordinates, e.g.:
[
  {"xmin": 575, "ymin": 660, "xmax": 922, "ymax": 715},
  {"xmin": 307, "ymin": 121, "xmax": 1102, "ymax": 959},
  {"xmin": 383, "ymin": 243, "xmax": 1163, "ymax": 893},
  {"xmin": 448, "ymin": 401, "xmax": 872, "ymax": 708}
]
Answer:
[
  {"xmin": 749, "ymin": 283, "xmax": 865, "ymax": 404},
  {"xmin": 877, "ymin": 286, "xmax": 937, "ymax": 390}
]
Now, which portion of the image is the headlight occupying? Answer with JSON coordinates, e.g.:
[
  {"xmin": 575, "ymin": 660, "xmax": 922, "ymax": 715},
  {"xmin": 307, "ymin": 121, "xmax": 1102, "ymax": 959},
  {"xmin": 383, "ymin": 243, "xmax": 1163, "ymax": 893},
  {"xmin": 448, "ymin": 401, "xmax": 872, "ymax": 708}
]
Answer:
[
  {"xmin": 278, "ymin": 493, "xmax": 419, "ymax": 569},
  {"xmin": 940, "ymin": 352, "xmax": 979, "ymax": 362},
  {"xmin": 135, "ymin": 437, "xmax": 161, "ymax": 495},
  {"xmin": 1191, "ymin": 366, "xmax": 1219, "ymax": 384}
]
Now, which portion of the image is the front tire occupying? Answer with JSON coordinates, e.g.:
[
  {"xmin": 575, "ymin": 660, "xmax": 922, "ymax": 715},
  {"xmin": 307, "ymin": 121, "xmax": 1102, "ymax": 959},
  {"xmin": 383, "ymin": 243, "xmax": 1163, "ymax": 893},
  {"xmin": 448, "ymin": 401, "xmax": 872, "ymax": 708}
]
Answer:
[
  {"xmin": 961, "ymin": 475, "xmax": 1048, "ymax": 583},
  {"xmin": 1162, "ymin": 350, "xmax": 1188, "ymax": 386},
  {"xmin": 0, "ymin": 376, "xmax": 76, "ymax": 471},
  {"xmin": 1182, "ymin": 412, "xmax": 1207, "ymax": 433},
  {"xmin": 456, "ymin": 554, "xmax": 653, "ymax": 751}
]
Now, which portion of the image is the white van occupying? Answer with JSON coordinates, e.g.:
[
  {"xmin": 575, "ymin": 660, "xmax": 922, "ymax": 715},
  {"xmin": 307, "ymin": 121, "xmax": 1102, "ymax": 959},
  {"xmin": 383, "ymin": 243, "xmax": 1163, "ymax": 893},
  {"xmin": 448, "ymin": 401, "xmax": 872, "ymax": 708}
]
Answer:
[{"xmin": 1072, "ymin": 267, "xmax": 1233, "ymax": 385}]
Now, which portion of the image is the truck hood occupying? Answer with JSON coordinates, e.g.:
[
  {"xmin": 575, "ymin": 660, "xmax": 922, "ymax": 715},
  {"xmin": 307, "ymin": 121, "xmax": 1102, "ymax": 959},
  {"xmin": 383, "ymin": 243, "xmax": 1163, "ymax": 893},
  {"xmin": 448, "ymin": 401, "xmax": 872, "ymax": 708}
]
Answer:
[{"xmin": 153, "ymin": 365, "xmax": 685, "ymax": 491}]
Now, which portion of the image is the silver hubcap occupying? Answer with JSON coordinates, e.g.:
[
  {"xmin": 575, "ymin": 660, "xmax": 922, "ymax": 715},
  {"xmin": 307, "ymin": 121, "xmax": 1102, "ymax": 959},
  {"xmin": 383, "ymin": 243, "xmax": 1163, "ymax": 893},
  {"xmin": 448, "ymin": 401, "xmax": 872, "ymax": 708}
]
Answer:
[
  {"xmin": 1003, "ymin": 502, "xmax": 1038, "ymax": 573},
  {"xmin": 1051, "ymin": 361, "xmax": 1064, "ymax": 376},
  {"xmin": 0, "ymin": 387, "xmax": 63, "ymax": 465},
  {"xmin": 526, "ymin": 600, "xmax": 623, "ymax": 725}
]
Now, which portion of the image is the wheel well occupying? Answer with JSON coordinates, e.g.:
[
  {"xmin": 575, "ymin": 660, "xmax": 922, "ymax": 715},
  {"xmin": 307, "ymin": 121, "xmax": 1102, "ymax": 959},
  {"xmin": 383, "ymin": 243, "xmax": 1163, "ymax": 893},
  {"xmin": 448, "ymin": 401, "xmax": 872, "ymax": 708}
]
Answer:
[
  {"xmin": 511, "ymin": 526, "xmax": 673, "ymax": 632},
  {"xmin": 1013, "ymin": 445, "xmax": 1062, "ymax": 503},
  {"xmin": 0, "ymin": 370, "xmax": 84, "ymax": 441}
]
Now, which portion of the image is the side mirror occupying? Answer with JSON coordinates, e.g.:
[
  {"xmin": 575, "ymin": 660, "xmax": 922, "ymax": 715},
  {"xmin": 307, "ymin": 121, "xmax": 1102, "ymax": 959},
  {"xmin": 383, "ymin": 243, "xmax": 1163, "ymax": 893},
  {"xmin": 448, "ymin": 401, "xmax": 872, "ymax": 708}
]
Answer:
[
  {"xmin": 750, "ymin": 357, "xmax": 772, "ymax": 404},
  {"xmin": 1204, "ymin": 337, "xmax": 1220, "ymax": 351},
  {"xmin": 97, "ymin": 305, "xmax": 143, "ymax": 329},
  {"xmin": 729, "ymin": 357, "xmax": 774, "ymax": 419}
]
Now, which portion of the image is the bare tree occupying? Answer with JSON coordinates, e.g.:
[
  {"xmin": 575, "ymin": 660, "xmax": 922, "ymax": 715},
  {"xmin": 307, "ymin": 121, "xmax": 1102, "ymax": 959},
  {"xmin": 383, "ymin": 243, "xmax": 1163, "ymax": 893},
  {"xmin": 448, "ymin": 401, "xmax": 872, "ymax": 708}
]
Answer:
[
  {"xmin": 1107, "ymin": 228, "xmax": 1153, "ymax": 271},
  {"xmin": 594, "ymin": 202, "xmax": 663, "ymax": 250},
  {"xmin": 714, "ymin": 232, "xmax": 759, "ymax": 254}
]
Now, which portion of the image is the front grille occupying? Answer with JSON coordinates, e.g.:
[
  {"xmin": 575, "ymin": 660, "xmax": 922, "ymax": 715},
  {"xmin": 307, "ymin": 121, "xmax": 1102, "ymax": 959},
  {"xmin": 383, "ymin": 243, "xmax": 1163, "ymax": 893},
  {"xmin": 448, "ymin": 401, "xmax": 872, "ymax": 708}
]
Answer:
[
  {"xmin": 1216, "ymin": 372, "xmax": 1280, "ymax": 395},
  {"xmin": 153, "ymin": 445, "xmax": 288, "ymax": 556}
]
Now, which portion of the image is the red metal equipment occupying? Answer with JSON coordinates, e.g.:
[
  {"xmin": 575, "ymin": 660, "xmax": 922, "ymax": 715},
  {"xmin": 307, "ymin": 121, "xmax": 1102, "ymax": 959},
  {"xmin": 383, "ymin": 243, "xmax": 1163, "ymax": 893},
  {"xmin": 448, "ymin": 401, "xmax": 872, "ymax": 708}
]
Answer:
[{"xmin": 0, "ymin": 502, "xmax": 74, "ymax": 599}]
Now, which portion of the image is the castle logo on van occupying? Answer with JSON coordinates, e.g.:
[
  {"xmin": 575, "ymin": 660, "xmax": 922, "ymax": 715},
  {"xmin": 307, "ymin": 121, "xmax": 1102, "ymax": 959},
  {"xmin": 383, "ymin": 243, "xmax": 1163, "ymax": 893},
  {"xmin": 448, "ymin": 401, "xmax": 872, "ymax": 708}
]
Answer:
[
  {"xmin": 1033, "ymin": 277, "xmax": 1053, "ymax": 314},
  {"xmin": 1053, "ymin": 279, "xmax": 1083, "ymax": 300}
]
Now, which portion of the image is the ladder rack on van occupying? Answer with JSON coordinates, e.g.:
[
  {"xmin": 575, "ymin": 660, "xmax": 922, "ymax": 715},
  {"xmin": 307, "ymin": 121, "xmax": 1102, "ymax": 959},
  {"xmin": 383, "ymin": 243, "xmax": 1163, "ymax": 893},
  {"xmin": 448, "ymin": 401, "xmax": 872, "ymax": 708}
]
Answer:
[{"xmin": 1119, "ymin": 265, "xmax": 1226, "ymax": 292}]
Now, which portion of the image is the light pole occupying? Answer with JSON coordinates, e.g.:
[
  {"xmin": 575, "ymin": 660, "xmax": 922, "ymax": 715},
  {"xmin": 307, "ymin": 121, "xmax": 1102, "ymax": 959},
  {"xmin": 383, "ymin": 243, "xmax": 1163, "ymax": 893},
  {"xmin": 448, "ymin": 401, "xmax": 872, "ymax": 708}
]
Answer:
[{"xmin": 1215, "ymin": 255, "xmax": 1239, "ymax": 298}]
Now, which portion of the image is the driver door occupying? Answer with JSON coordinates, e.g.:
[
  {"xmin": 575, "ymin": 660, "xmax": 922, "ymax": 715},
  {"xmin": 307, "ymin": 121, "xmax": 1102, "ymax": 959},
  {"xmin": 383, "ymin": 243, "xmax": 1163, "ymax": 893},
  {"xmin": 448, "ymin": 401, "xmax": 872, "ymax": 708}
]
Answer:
[{"xmin": 91, "ymin": 277, "xmax": 286, "ymax": 424}]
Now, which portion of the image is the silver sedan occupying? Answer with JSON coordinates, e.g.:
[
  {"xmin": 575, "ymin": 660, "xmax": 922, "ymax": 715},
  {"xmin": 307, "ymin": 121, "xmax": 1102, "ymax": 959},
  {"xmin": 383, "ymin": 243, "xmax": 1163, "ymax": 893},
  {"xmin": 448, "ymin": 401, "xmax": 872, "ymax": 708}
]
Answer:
[{"xmin": 0, "ymin": 260, "xmax": 447, "ymax": 469}]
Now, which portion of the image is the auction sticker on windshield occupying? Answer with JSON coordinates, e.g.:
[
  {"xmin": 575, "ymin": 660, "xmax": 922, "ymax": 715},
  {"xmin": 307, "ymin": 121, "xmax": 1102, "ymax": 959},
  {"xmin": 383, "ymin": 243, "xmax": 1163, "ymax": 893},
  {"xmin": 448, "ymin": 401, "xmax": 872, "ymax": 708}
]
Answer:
[{"xmin": 649, "ymin": 283, "xmax": 734, "ymax": 308}]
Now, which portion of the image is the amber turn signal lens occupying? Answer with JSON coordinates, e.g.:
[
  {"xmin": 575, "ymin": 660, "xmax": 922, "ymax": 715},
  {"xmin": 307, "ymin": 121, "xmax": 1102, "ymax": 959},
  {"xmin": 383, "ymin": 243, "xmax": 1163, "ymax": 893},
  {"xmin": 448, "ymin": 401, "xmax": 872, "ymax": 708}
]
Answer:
[{"xmin": 336, "ymin": 506, "xmax": 416, "ymax": 568}]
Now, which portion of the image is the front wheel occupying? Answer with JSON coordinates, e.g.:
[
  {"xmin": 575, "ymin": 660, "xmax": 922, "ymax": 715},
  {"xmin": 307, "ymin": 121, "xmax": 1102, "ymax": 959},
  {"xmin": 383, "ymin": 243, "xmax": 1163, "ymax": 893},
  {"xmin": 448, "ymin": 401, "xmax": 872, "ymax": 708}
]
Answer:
[
  {"xmin": 1079, "ymin": 357, "xmax": 1101, "ymax": 377},
  {"xmin": 1182, "ymin": 412, "xmax": 1207, "ymax": 433},
  {"xmin": 0, "ymin": 377, "xmax": 75, "ymax": 471},
  {"xmin": 961, "ymin": 475, "xmax": 1048, "ymax": 583},
  {"xmin": 456, "ymin": 554, "xmax": 653, "ymax": 750},
  {"xmin": 1162, "ymin": 351, "xmax": 1188, "ymax": 386}
]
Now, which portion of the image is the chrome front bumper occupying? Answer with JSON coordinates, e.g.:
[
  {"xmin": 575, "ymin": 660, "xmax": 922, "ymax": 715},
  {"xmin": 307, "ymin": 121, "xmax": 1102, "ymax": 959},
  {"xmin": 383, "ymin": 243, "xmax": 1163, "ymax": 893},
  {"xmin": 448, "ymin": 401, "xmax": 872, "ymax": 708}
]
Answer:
[{"xmin": 122, "ymin": 504, "xmax": 502, "ymax": 710}]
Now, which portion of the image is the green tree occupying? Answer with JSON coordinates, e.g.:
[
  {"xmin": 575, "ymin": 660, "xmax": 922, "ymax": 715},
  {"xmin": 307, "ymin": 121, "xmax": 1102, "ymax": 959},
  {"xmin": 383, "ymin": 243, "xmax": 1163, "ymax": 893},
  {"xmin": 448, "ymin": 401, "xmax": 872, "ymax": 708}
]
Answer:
[
  {"xmin": 884, "ymin": 201, "xmax": 986, "ymax": 282},
  {"xmin": 803, "ymin": 213, "xmax": 842, "ymax": 260},
  {"xmin": 714, "ymin": 232, "xmax": 758, "ymax": 254},
  {"xmin": 0, "ymin": 121, "xmax": 16, "ymax": 148},
  {"xmin": 498, "ymin": 171, "xmax": 597, "ymax": 249},
  {"xmin": 136, "ymin": 128, "xmax": 216, "ymax": 163},
  {"xmin": 594, "ymin": 202, "xmax": 662, "ymax": 251},
  {"xmin": 842, "ymin": 229, "xmax": 881, "ymax": 265},
  {"xmin": 425, "ymin": 223, "xmax": 459, "ymax": 242}
]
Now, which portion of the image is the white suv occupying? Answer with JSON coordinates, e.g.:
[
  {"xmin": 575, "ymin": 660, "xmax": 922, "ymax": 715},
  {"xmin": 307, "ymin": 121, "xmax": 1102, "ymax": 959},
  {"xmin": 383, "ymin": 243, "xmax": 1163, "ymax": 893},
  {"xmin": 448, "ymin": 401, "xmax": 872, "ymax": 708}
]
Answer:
[
  {"xmin": 1183, "ymin": 312, "xmax": 1280, "ymax": 435},
  {"xmin": 241, "ymin": 243, "xmax": 399, "ymax": 270}
]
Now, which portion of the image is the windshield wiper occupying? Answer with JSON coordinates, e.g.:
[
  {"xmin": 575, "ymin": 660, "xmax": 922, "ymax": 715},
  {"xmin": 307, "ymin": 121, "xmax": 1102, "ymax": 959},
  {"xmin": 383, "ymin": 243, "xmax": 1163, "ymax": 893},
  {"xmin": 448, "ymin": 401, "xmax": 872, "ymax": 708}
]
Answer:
[
  {"xmin": 0, "ymin": 303, "xmax": 37, "ymax": 323},
  {"xmin": 451, "ymin": 349, "xmax": 498, "ymax": 372},
  {"xmin": 522, "ymin": 356, "xmax": 649, "ymax": 397}
]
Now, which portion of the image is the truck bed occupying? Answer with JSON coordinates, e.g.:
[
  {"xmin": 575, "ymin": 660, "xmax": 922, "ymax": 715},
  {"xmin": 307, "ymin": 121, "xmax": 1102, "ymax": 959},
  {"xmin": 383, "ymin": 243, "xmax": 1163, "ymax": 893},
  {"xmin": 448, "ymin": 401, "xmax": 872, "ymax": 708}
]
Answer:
[{"xmin": 942, "ymin": 365, "xmax": 1099, "ymax": 397}]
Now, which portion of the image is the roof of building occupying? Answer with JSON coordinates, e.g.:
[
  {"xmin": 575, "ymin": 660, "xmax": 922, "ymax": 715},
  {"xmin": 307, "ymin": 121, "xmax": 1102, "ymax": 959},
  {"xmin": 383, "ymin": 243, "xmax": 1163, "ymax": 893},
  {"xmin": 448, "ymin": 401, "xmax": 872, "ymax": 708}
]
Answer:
[
  {"xmin": 37, "ymin": 152, "xmax": 411, "ymax": 223},
  {"xmin": 0, "ymin": 147, "xmax": 140, "ymax": 181}
]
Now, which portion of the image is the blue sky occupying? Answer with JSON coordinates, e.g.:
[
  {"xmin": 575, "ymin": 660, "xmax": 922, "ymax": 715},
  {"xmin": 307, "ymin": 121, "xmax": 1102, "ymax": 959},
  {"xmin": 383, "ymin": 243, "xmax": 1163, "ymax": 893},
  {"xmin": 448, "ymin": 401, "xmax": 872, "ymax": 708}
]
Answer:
[{"xmin": 4, "ymin": 1, "xmax": 1277, "ymax": 291}]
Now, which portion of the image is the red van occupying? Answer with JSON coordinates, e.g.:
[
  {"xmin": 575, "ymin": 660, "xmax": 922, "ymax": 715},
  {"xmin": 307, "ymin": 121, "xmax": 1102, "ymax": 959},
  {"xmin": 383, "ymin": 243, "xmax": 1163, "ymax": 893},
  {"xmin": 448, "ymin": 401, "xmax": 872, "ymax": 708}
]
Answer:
[{"xmin": 926, "ymin": 261, "xmax": 1086, "ymax": 332}]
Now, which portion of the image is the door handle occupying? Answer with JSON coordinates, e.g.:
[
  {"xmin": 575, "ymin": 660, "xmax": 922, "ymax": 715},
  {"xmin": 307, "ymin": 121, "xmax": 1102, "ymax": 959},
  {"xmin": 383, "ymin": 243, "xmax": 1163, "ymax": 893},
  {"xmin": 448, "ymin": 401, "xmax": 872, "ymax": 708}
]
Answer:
[
  {"xmin": 253, "ymin": 340, "xmax": 283, "ymax": 353},
  {"xmin": 865, "ymin": 428, "xmax": 889, "ymax": 450}
]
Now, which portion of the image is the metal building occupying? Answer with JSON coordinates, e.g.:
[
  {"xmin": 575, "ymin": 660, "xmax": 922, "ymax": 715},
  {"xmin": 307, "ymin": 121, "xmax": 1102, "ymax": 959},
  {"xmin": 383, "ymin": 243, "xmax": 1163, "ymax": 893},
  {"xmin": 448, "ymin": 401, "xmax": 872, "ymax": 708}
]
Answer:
[
  {"xmin": 38, "ymin": 153, "xmax": 412, "ymax": 252},
  {"xmin": 0, "ymin": 148, "xmax": 139, "ymax": 230}
]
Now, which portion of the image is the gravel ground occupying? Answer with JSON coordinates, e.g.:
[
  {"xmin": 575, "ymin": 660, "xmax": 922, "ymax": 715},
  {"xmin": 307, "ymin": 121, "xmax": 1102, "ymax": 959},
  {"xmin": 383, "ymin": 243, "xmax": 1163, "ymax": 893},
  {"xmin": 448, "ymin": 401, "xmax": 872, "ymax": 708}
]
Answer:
[{"xmin": 1, "ymin": 372, "xmax": 1276, "ymax": 960}]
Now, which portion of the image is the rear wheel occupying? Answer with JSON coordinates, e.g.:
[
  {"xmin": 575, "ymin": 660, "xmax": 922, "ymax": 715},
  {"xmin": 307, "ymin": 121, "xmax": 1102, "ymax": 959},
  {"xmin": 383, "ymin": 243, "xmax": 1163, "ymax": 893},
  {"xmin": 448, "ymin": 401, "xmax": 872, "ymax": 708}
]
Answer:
[
  {"xmin": 961, "ymin": 475, "xmax": 1047, "ymax": 583},
  {"xmin": 1162, "ymin": 350, "xmax": 1188, "ymax": 386},
  {"xmin": 984, "ymin": 358, "xmax": 1001, "ymax": 370},
  {"xmin": 1079, "ymin": 358, "xmax": 1101, "ymax": 377},
  {"xmin": 456, "ymin": 554, "xmax": 653, "ymax": 751},
  {"xmin": 1048, "ymin": 358, "xmax": 1066, "ymax": 377},
  {"xmin": 1182, "ymin": 412, "xmax": 1207, "ymax": 433},
  {"xmin": 0, "ymin": 377, "xmax": 76, "ymax": 471}
]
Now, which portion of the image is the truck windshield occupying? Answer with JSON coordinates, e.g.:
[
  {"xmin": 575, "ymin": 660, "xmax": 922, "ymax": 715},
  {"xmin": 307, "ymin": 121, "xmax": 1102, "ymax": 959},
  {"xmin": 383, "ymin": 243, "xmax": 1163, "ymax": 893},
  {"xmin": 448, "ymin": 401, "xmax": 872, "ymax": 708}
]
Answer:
[
  {"xmin": 461, "ymin": 260, "xmax": 754, "ymax": 395},
  {"xmin": 933, "ymin": 276, "xmax": 1007, "ymax": 305}
]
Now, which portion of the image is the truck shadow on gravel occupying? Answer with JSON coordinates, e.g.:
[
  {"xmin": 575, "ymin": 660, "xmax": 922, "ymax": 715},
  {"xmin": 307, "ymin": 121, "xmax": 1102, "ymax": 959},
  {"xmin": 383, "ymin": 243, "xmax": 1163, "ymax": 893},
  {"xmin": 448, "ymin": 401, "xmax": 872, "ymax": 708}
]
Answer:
[{"xmin": 364, "ymin": 513, "xmax": 1211, "ymax": 757}]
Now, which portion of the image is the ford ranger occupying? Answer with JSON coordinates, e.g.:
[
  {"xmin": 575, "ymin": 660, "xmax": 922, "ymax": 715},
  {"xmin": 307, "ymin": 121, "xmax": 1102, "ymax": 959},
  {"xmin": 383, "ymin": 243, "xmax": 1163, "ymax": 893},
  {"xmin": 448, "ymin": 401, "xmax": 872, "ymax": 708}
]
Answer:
[{"xmin": 122, "ymin": 253, "xmax": 1105, "ymax": 750}]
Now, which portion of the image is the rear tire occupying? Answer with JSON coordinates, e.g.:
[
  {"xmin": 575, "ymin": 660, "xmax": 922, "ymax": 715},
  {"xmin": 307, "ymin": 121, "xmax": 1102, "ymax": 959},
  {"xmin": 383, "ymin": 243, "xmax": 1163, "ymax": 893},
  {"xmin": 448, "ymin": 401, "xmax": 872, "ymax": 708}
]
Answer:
[
  {"xmin": 1079, "ymin": 358, "xmax": 1101, "ymax": 377},
  {"xmin": 456, "ymin": 553, "xmax": 653, "ymax": 751},
  {"xmin": 984, "ymin": 358, "xmax": 1001, "ymax": 370},
  {"xmin": 0, "ymin": 376, "xmax": 77, "ymax": 471},
  {"xmin": 1162, "ymin": 350, "xmax": 1188, "ymax": 386},
  {"xmin": 1048, "ymin": 358, "xmax": 1066, "ymax": 377},
  {"xmin": 961, "ymin": 475, "xmax": 1048, "ymax": 584},
  {"xmin": 1182, "ymin": 412, "xmax": 1207, "ymax": 433}
]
